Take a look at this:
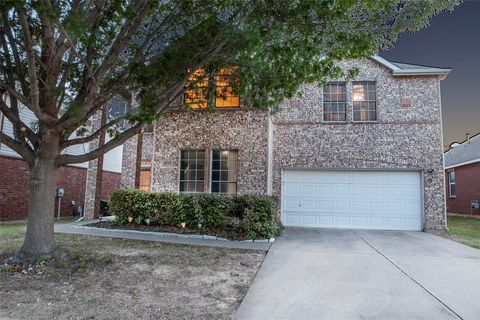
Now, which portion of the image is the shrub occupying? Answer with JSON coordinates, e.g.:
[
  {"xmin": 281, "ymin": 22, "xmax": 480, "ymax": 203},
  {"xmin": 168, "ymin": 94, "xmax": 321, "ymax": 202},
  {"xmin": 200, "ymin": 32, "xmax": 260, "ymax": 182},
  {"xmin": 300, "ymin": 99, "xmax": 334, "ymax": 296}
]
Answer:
[
  {"xmin": 108, "ymin": 189, "xmax": 282, "ymax": 239},
  {"xmin": 235, "ymin": 195, "xmax": 281, "ymax": 239}
]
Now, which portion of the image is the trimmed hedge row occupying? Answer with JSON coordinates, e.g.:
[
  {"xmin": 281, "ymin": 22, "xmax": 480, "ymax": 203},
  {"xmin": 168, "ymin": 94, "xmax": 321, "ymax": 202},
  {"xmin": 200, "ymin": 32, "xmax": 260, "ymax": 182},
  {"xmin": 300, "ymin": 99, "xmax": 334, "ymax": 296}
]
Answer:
[{"xmin": 108, "ymin": 189, "xmax": 282, "ymax": 239}]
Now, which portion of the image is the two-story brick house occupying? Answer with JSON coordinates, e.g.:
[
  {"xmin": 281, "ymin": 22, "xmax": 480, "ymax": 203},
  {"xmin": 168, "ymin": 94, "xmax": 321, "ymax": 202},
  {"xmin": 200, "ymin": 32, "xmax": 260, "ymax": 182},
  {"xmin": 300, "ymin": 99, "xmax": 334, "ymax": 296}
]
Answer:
[{"xmin": 117, "ymin": 56, "xmax": 450, "ymax": 231}]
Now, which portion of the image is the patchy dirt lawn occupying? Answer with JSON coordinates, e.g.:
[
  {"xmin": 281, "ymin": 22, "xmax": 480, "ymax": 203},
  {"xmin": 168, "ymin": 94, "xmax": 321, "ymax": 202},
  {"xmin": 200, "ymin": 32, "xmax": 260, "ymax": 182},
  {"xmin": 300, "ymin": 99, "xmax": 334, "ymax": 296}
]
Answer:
[{"xmin": 0, "ymin": 224, "xmax": 265, "ymax": 320}]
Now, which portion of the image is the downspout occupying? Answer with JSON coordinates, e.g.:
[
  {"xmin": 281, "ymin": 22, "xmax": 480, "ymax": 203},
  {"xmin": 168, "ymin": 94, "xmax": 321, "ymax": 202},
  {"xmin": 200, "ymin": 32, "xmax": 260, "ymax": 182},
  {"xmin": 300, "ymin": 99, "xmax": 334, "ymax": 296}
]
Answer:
[{"xmin": 267, "ymin": 110, "xmax": 274, "ymax": 195}]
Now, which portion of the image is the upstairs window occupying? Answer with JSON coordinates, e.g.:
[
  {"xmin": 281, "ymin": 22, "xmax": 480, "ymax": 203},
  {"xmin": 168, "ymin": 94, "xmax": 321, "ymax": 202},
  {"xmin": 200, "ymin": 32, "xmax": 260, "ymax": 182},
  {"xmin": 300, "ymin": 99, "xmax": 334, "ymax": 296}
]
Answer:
[
  {"xmin": 107, "ymin": 96, "xmax": 129, "ymax": 130},
  {"xmin": 448, "ymin": 170, "xmax": 456, "ymax": 198},
  {"xmin": 323, "ymin": 82, "xmax": 346, "ymax": 121},
  {"xmin": 179, "ymin": 150, "xmax": 205, "ymax": 193},
  {"xmin": 184, "ymin": 69, "xmax": 209, "ymax": 109},
  {"xmin": 211, "ymin": 150, "xmax": 238, "ymax": 195},
  {"xmin": 183, "ymin": 67, "xmax": 240, "ymax": 109},
  {"xmin": 215, "ymin": 67, "xmax": 240, "ymax": 108},
  {"xmin": 353, "ymin": 82, "xmax": 377, "ymax": 121}
]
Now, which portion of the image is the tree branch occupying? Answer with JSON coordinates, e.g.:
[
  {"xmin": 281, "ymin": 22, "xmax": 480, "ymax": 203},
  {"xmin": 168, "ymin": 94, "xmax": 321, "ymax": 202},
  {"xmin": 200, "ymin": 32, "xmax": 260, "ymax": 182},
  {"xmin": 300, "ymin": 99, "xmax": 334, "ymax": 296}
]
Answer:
[
  {"xmin": 56, "ymin": 2, "xmax": 150, "ymax": 129},
  {"xmin": 0, "ymin": 96, "xmax": 39, "ymax": 146},
  {"xmin": 0, "ymin": 130, "xmax": 33, "ymax": 164},
  {"xmin": 60, "ymin": 115, "xmax": 126, "ymax": 149},
  {"xmin": 55, "ymin": 123, "xmax": 143, "ymax": 166},
  {"xmin": 17, "ymin": 8, "xmax": 39, "ymax": 110},
  {"xmin": 17, "ymin": 6, "xmax": 55, "ymax": 125},
  {"xmin": 94, "ymin": 1, "xmax": 151, "ymax": 81},
  {"xmin": 1, "ymin": 13, "xmax": 29, "ymax": 96}
]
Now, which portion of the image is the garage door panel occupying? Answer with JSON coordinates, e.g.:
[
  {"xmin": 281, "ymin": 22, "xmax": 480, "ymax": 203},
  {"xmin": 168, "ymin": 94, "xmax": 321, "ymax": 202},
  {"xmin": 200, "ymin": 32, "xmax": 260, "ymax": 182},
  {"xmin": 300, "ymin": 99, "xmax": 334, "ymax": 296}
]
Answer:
[
  {"xmin": 284, "ymin": 184, "xmax": 302, "ymax": 195},
  {"xmin": 368, "ymin": 201, "xmax": 384, "ymax": 212},
  {"xmin": 285, "ymin": 199, "xmax": 301, "ymax": 210},
  {"xmin": 351, "ymin": 201, "xmax": 368, "ymax": 211},
  {"xmin": 351, "ymin": 172, "xmax": 369, "ymax": 183},
  {"xmin": 335, "ymin": 201, "xmax": 350, "ymax": 211},
  {"xmin": 386, "ymin": 217, "xmax": 403, "ymax": 227},
  {"xmin": 402, "ymin": 202, "xmax": 421, "ymax": 214},
  {"xmin": 384, "ymin": 201, "xmax": 403, "ymax": 212},
  {"xmin": 319, "ymin": 200, "xmax": 334, "ymax": 210},
  {"xmin": 402, "ymin": 173, "xmax": 421, "ymax": 184},
  {"xmin": 351, "ymin": 216, "xmax": 368, "ymax": 227},
  {"xmin": 369, "ymin": 172, "xmax": 385, "ymax": 183},
  {"xmin": 334, "ymin": 216, "xmax": 350, "ymax": 225},
  {"xmin": 384, "ymin": 187, "xmax": 402, "ymax": 197},
  {"xmin": 352, "ymin": 186, "xmax": 369, "ymax": 197},
  {"xmin": 302, "ymin": 200, "xmax": 317, "ymax": 210},
  {"xmin": 282, "ymin": 170, "xmax": 422, "ymax": 231},
  {"xmin": 335, "ymin": 185, "xmax": 351, "ymax": 197},
  {"xmin": 318, "ymin": 185, "xmax": 334, "ymax": 195},
  {"xmin": 285, "ymin": 215, "xmax": 300, "ymax": 225},
  {"xmin": 367, "ymin": 217, "xmax": 385, "ymax": 227},
  {"xmin": 302, "ymin": 185, "xmax": 316, "ymax": 195},
  {"xmin": 318, "ymin": 216, "xmax": 334, "ymax": 225},
  {"xmin": 334, "ymin": 171, "xmax": 351, "ymax": 183},
  {"xmin": 318, "ymin": 171, "xmax": 334, "ymax": 182},
  {"xmin": 405, "ymin": 218, "xmax": 422, "ymax": 228},
  {"xmin": 403, "ymin": 187, "xmax": 420, "ymax": 198}
]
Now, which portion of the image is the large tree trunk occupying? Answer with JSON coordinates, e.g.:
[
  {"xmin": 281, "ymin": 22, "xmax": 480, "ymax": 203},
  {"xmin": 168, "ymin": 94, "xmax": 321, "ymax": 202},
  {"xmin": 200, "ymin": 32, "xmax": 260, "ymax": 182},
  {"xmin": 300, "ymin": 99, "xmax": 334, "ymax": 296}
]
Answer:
[{"xmin": 20, "ymin": 157, "xmax": 58, "ymax": 258}]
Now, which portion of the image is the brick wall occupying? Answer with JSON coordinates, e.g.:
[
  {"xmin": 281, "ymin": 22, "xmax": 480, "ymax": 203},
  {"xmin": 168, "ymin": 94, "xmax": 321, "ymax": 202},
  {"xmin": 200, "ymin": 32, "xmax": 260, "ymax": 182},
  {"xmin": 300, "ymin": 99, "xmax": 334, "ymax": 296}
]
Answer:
[
  {"xmin": 271, "ymin": 59, "xmax": 446, "ymax": 229},
  {"xmin": 151, "ymin": 110, "xmax": 269, "ymax": 194},
  {"xmin": 445, "ymin": 163, "xmax": 480, "ymax": 215},
  {"xmin": 0, "ymin": 155, "xmax": 121, "ymax": 221}
]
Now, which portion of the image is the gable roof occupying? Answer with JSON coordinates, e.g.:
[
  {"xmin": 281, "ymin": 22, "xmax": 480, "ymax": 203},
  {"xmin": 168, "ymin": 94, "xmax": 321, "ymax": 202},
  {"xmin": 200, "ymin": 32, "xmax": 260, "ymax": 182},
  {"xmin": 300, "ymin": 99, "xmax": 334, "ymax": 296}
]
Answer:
[
  {"xmin": 371, "ymin": 55, "xmax": 451, "ymax": 76},
  {"xmin": 444, "ymin": 132, "xmax": 480, "ymax": 169}
]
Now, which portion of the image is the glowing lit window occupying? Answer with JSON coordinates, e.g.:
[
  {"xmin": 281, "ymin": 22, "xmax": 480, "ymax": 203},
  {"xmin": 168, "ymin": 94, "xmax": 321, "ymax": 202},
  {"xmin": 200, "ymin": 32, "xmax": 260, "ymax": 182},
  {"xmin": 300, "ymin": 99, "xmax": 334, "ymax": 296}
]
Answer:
[
  {"xmin": 353, "ymin": 82, "xmax": 377, "ymax": 121},
  {"xmin": 215, "ymin": 67, "xmax": 240, "ymax": 108},
  {"xmin": 184, "ymin": 69, "xmax": 209, "ymax": 109}
]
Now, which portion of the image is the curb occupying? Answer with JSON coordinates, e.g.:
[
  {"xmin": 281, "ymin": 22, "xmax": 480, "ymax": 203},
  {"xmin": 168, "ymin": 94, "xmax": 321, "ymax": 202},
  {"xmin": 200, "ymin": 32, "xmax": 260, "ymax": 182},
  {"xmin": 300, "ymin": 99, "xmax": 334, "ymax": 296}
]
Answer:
[{"xmin": 71, "ymin": 225, "xmax": 276, "ymax": 243}]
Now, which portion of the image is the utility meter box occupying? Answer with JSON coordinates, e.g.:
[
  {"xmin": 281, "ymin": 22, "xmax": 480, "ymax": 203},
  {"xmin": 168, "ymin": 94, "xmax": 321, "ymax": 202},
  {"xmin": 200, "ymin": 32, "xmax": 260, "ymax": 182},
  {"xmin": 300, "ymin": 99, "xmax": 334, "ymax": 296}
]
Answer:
[
  {"xmin": 472, "ymin": 200, "xmax": 480, "ymax": 209},
  {"xmin": 56, "ymin": 188, "xmax": 65, "ymax": 197}
]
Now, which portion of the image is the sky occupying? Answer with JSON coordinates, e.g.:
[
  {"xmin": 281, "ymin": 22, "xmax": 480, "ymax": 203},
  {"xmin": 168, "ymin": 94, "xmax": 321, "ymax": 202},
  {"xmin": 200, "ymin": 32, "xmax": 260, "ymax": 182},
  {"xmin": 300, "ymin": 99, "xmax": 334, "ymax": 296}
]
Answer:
[{"xmin": 380, "ymin": 0, "xmax": 480, "ymax": 150}]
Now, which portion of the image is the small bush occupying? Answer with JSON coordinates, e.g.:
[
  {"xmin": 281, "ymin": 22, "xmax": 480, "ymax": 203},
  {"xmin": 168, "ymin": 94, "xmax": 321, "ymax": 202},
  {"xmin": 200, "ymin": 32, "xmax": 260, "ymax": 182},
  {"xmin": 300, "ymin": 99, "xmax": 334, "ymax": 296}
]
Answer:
[
  {"xmin": 235, "ymin": 195, "xmax": 281, "ymax": 239},
  {"xmin": 108, "ymin": 189, "xmax": 282, "ymax": 239}
]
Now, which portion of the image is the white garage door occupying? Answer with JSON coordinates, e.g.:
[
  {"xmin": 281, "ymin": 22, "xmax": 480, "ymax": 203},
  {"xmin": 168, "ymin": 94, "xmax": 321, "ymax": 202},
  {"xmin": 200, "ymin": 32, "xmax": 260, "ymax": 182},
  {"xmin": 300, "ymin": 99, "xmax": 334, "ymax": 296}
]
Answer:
[{"xmin": 282, "ymin": 170, "xmax": 422, "ymax": 231}]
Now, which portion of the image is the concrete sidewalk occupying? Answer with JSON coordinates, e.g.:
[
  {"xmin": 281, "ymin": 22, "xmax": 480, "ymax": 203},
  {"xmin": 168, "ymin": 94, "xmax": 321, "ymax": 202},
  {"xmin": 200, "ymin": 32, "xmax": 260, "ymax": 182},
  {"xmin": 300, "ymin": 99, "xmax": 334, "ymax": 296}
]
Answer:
[
  {"xmin": 236, "ymin": 228, "xmax": 480, "ymax": 320},
  {"xmin": 54, "ymin": 222, "xmax": 271, "ymax": 251}
]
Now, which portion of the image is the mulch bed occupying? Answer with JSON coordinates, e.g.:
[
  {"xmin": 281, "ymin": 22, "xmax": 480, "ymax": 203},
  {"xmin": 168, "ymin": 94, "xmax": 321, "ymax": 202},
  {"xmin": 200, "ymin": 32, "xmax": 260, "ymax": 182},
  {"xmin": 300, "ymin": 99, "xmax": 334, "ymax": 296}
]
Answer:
[{"xmin": 87, "ymin": 221, "xmax": 251, "ymax": 240}]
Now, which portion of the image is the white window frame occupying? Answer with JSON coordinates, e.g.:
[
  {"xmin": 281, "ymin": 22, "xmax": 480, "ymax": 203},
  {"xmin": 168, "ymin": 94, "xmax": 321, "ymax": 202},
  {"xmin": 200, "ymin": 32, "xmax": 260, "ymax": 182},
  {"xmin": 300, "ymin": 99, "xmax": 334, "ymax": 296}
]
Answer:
[
  {"xmin": 210, "ymin": 149, "xmax": 239, "ymax": 195},
  {"xmin": 448, "ymin": 170, "xmax": 456, "ymax": 198},
  {"xmin": 178, "ymin": 149, "xmax": 206, "ymax": 193},
  {"xmin": 322, "ymin": 82, "xmax": 347, "ymax": 122},
  {"xmin": 352, "ymin": 81, "xmax": 377, "ymax": 122}
]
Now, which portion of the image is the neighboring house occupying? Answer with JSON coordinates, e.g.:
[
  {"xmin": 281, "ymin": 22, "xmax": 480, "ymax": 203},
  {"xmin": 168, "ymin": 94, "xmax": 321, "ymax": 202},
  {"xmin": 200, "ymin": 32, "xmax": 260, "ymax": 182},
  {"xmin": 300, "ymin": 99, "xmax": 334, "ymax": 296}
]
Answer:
[
  {"xmin": 0, "ymin": 96, "xmax": 124, "ymax": 221},
  {"xmin": 116, "ymin": 55, "xmax": 450, "ymax": 231},
  {"xmin": 444, "ymin": 133, "xmax": 480, "ymax": 215}
]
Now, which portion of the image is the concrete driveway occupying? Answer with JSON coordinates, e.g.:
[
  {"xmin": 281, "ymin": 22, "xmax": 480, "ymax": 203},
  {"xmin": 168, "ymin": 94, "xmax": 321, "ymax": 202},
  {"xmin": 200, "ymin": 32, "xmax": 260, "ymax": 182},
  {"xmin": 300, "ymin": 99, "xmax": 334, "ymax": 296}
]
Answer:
[{"xmin": 236, "ymin": 228, "xmax": 480, "ymax": 320}]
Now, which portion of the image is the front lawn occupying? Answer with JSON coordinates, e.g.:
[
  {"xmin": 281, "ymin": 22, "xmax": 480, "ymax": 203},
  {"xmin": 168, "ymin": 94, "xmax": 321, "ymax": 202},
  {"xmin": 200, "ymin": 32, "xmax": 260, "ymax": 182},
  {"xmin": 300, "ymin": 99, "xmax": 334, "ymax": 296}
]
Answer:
[
  {"xmin": 442, "ymin": 216, "xmax": 480, "ymax": 249},
  {"xmin": 0, "ymin": 223, "xmax": 265, "ymax": 319}
]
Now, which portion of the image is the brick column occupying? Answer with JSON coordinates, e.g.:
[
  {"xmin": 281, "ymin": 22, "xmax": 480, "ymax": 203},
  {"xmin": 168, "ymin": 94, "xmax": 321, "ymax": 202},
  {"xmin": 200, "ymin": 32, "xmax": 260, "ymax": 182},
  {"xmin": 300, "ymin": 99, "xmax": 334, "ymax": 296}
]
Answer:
[
  {"xmin": 120, "ymin": 134, "xmax": 139, "ymax": 189},
  {"xmin": 84, "ymin": 109, "xmax": 106, "ymax": 220}
]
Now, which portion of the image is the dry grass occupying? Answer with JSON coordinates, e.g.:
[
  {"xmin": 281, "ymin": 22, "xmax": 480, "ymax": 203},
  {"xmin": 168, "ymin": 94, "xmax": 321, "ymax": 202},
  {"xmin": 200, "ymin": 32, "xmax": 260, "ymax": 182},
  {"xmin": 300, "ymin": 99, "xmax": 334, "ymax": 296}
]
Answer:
[{"xmin": 0, "ymin": 224, "xmax": 265, "ymax": 320}]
